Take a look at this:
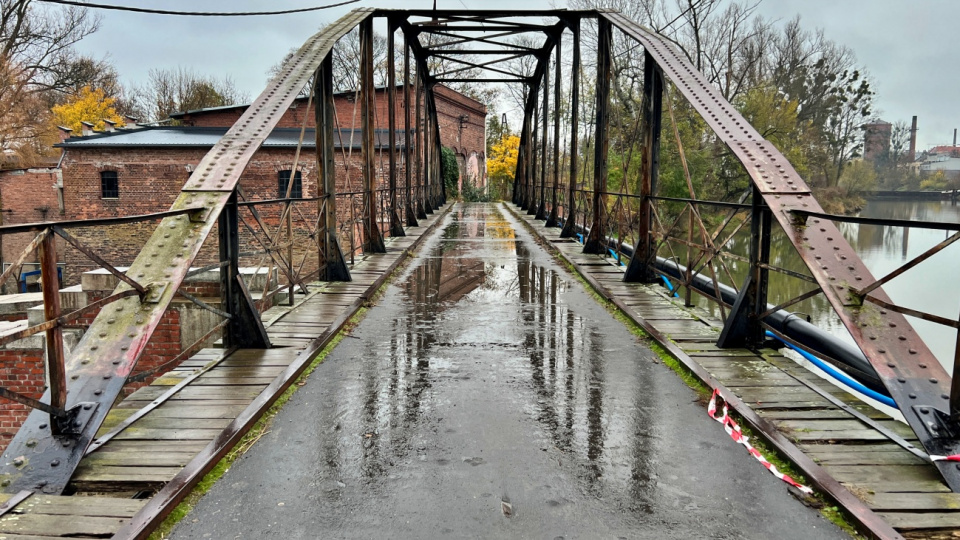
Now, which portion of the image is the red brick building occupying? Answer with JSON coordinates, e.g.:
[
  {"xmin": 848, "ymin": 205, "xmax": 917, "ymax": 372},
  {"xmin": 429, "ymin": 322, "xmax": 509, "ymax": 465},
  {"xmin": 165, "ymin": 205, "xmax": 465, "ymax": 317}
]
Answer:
[{"xmin": 0, "ymin": 84, "xmax": 487, "ymax": 284}]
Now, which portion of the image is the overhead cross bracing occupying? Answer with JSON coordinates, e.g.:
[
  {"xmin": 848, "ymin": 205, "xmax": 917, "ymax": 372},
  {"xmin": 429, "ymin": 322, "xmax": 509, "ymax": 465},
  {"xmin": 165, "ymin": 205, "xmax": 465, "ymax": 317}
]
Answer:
[{"xmin": 0, "ymin": 7, "xmax": 954, "ymax": 539}]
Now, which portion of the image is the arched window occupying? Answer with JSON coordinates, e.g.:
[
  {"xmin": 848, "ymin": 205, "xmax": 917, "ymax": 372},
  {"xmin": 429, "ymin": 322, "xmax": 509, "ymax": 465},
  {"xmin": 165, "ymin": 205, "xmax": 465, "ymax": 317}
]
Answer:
[
  {"xmin": 278, "ymin": 170, "xmax": 302, "ymax": 198},
  {"xmin": 100, "ymin": 171, "xmax": 118, "ymax": 199}
]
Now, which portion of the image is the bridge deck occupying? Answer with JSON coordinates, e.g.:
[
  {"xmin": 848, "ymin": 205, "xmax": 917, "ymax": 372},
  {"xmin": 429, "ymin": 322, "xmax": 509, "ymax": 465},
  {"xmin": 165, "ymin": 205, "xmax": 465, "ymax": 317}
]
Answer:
[
  {"xmin": 509, "ymin": 204, "xmax": 960, "ymax": 539},
  {"xmin": 0, "ymin": 206, "xmax": 450, "ymax": 538}
]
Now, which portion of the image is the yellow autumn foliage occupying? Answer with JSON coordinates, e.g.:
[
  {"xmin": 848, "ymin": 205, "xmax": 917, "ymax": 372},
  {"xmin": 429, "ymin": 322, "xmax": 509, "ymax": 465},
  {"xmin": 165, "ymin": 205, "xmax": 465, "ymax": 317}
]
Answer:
[
  {"xmin": 487, "ymin": 134, "xmax": 520, "ymax": 180},
  {"xmin": 51, "ymin": 86, "xmax": 124, "ymax": 134}
]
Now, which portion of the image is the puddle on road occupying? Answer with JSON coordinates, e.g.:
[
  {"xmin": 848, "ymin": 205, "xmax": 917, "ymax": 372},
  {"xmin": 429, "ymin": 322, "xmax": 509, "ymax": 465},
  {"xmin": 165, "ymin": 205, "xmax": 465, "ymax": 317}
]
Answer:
[{"xmin": 346, "ymin": 204, "xmax": 656, "ymax": 508}]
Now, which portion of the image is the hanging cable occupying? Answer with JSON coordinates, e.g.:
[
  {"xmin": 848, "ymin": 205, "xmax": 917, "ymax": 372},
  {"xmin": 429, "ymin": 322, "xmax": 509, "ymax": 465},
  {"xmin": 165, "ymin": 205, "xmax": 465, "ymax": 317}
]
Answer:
[{"xmin": 35, "ymin": 0, "xmax": 359, "ymax": 16}]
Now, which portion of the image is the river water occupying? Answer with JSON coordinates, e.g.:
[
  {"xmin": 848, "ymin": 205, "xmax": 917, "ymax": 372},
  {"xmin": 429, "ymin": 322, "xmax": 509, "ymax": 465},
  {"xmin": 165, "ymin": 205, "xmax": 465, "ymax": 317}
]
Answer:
[{"xmin": 689, "ymin": 199, "xmax": 960, "ymax": 375}]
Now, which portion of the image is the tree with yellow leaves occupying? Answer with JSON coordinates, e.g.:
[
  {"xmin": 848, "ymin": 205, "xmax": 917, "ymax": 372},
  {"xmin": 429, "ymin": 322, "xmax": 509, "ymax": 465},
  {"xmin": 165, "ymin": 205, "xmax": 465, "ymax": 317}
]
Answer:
[
  {"xmin": 486, "ymin": 134, "xmax": 519, "ymax": 199},
  {"xmin": 51, "ymin": 86, "xmax": 124, "ymax": 134}
]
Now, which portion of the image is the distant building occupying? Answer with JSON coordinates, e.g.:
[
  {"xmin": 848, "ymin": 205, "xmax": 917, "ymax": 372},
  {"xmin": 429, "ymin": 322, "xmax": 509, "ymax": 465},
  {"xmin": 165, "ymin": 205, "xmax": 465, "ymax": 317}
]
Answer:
[
  {"xmin": 862, "ymin": 120, "xmax": 892, "ymax": 162},
  {"xmin": 0, "ymin": 85, "xmax": 487, "ymax": 285},
  {"xmin": 919, "ymin": 145, "xmax": 960, "ymax": 178}
]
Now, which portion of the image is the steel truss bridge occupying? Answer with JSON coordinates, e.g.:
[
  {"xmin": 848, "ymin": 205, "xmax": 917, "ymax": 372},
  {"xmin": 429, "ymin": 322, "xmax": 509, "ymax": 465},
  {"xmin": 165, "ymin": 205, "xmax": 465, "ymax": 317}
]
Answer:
[{"xmin": 0, "ymin": 8, "xmax": 955, "ymax": 539}]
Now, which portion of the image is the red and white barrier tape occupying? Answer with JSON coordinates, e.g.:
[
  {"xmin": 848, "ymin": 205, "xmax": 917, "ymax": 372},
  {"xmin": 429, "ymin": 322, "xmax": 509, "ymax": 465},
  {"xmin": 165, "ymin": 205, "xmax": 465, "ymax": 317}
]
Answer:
[
  {"xmin": 707, "ymin": 388, "xmax": 814, "ymax": 495},
  {"xmin": 930, "ymin": 454, "xmax": 960, "ymax": 462}
]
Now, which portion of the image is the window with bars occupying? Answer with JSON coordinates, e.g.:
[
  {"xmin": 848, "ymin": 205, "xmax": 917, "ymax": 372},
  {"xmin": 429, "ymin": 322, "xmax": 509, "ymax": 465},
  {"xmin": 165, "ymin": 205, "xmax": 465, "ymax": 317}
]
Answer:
[
  {"xmin": 100, "ymin": 171, "xmax": 118, "ymax": 198},
  {"xmin": 278, "ymin": 170, "xmax": 303, "ymax": 199}
]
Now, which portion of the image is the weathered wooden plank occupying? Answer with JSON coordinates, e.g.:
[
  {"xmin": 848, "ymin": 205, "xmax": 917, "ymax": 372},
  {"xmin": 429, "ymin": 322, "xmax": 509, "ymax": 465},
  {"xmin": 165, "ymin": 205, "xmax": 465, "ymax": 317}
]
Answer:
[
  {"xmin": 113, "ymin": 427, "xmax": 223, "ymax": 441},
  {"xmin": 81, "ymin": 451, "xmax": 198, "ymax": 468},
  {"xmin": 864, "ymin": 492, "xmax": 960, "ymax": 511},
  {"xmin": 10, "ymin": 495, "xmax": 145, "ymax": 517},
  {"xmin": 825, "ymin": 465, "xmax": 949, "ymax": 493},
  {"xmin": 877, "ymin": 511, "xmax": 960, "ymax": 530},
  {"xmin": 0, "ymin": 514, "xmax": 131, "ymax": 537}
]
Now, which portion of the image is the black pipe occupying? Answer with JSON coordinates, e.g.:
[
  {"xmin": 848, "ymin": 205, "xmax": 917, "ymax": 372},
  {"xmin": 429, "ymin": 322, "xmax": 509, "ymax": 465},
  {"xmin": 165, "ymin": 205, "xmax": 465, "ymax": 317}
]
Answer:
[
  {"xmin": 652, "ymin": 257, "xmax": 886, "ymax": 394},
  {"xmin": 554, "ymin": 219, "xmax": 886, "ymax": 393}
]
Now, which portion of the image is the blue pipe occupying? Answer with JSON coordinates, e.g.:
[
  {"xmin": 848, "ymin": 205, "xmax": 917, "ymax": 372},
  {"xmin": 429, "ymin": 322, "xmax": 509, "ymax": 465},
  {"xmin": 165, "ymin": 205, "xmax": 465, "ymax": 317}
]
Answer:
[{"xmin": 765, "ymin": 331, "xmax": 897, "ymax": 409}]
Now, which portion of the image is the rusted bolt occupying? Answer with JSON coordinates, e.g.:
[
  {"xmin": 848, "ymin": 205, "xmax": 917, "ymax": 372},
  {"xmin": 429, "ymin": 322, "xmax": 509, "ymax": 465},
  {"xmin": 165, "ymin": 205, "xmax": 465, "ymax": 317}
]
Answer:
[{"xmin": 50, "ymin": 459, "xmax": 59, "ymax": 467}]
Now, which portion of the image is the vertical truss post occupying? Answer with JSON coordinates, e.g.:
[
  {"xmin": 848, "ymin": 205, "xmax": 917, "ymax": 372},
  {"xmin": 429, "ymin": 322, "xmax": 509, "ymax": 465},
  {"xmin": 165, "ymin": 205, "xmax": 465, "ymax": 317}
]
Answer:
[
  {"xmin": 424, "ymin": 95, "xmax": 434, "ymax": 213},
  {"xmin": 624, "ymin": 50, "xmax": 663, "ymax": 280},
  {"xmin": 560, "ymin": 22, "xmax": 580, "ymax": 238},
  {"xmin": 415, "ymin": 79, "xmax": 427, "ymax": 219},
  {"xmin": 39, "ymin": 231, "xmax": 65, "ymax": 427},
  {"xmin": 718, "ymin": 186, "xmax": 771, "ymax": 349},
  {"xmin": 403, "ymin": 34, "xmax": 418, "ymax": 227},
  {"xmin": 219, "ymin": 191, "xmax": 270, "ymax": 349},
  {"xmin": 316, "ymin": 53, "xmax": 351, "ymax": 282},
  {"xmin": 387, "ymin": 20, "xmax": 405, "ymax": 237},
  {"xmin": 583, "ymin": 17, "xmax": 612, "ymax": 254},
  {"xmin": 360, "ymin": 18, "xmax": 385, "ymax": 253},
  {"xmin": 527, "ymin": 90, "xmax": 539, "ymax": 216},
  {"xmin": 546, "ymin": 35, "xmax": 562, "ymax": 228},
  {"xmin": 953, "ymin": 323, "xmax": 960, "ymax": 420},
  {"xmin": 536, "ymin": 57, "xmax": 549, "ymax": 220}
]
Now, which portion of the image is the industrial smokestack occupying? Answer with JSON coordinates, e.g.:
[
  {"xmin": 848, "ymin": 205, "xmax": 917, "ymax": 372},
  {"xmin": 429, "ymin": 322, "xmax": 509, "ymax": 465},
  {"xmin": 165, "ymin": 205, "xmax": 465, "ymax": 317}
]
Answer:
[
  {"xmin": 909, "ymin": 116, "xmax": 918, "ymax": 162},
  {"xmin": 954, "ymin": 128, "xmax": 957, "ymax": 147}
]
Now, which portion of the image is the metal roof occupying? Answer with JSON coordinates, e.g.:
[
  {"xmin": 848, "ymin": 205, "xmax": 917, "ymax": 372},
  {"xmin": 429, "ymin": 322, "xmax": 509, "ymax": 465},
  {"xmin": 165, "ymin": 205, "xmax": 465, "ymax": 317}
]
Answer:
[{"xmin": 55, "ymin": 126, "xmax": 409, "ymax": 149}]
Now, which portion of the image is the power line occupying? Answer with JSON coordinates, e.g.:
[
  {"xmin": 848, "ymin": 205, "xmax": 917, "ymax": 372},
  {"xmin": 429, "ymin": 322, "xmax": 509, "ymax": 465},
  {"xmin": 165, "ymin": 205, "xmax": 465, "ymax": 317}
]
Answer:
[{"xmin": 34, "ymin": 0, "xmax": 360, "ymax": 16}]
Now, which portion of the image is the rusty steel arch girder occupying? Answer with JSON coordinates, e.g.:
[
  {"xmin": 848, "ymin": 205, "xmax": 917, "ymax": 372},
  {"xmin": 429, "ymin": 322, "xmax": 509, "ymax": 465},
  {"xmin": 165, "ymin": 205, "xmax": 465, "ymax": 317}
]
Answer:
[
  {"xmin": 0, "ymin": 9, "xmax": 375, "ymax": 495},
  {"xmin": 600, "ymin": 11, "xmax": 960, "ymax": 490}
]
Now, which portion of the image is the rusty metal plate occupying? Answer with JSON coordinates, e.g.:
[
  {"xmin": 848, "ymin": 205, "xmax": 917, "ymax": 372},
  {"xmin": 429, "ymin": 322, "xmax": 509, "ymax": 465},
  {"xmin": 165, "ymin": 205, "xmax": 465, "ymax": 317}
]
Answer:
[
  {"xmin": 0, "ymin": 9, "xmax": 373, "ymax": 495},
  {"xmin": 730, "ymin": 141, "xmax": 811, "ymax": 195}
]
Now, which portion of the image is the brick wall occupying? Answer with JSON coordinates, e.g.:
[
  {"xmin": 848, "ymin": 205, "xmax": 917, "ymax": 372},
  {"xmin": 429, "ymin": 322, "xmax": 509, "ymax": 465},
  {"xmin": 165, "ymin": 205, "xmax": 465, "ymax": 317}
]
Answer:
[
  {"xmin": 0, "ymin": 347, "xmax": 45, "ymax": 451},
  {"xmin": 0, "ymin": 168, "xmax": 67, "ymax": 294}
]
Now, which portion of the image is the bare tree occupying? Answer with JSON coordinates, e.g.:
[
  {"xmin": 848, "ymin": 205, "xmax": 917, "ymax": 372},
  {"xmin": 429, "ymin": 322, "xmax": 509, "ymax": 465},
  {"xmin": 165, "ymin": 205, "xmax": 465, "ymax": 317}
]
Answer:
[
  {"xmin": 0, "ymin": 0, "xmax": 101, "ymax": 164},
  {"xmin": 144, "ymin": 66, "xmax": 249, "ymax": 121}
]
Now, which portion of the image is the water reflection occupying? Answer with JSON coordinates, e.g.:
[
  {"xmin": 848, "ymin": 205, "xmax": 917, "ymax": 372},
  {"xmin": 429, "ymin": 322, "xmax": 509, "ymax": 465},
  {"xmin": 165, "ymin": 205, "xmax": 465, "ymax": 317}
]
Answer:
[
  {"xmin": 339, "ymin": 203, "xmax": 654, "ymax": 506},
  {"xmin": 675, "ymin": 199, "xmax": 960, "ymax": 372}
]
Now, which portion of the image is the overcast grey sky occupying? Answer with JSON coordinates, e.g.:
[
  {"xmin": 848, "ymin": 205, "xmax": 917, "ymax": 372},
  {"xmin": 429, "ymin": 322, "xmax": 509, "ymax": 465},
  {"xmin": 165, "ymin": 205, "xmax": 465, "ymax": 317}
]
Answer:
[{"xmin": 73, "ymin": 0, "xmax": 958, "ymax": 150}]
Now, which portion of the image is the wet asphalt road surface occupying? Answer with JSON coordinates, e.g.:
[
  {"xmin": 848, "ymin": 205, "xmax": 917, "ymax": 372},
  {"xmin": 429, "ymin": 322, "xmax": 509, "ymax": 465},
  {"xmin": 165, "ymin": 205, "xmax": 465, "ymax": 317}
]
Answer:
[{"xmin": 172, "ymin": 203, "xmax": 847, "ymax": 539}]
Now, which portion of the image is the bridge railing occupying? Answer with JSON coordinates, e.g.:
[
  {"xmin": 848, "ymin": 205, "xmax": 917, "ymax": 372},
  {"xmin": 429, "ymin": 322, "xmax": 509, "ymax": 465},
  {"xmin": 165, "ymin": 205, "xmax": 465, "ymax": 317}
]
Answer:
[{"xmin": 509, "ymin": 9, "xmax": 960, "ymax": 492}]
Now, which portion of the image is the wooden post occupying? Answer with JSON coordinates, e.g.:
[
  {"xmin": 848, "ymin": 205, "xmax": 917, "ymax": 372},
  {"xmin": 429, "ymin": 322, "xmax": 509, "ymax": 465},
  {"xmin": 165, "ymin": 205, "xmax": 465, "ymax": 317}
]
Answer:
[
  {"xmin": 387, "ymin": 20, "xmax": 405, "ymax": 237},
  {"xmin": 403, "ymin": 34, "xmax": 418, "ymax": 227},
  {"xmin": 546, "ymin": 36, "xmax": 562, "ymax": 228},
  {"xmin": 624, "ymin": 50, "xmax": 663, "ymax": 280},
  {"xmin": 315, "ymin": 53, "xmax": 351, "ymax": 281},
  {"xmin": 360, "ymin": 18, "xmax": 385, "ymax": 253},
  {"xmin": 560, "ymin": 22, "xmax": 580, "ymax": 238},
  {"xmin": 583, "ymin": 18, "xmax": 612, "ymax": 254},
  {"xmin": 39, "ymin": 231, "xmax": 65, "ymax": 424}
]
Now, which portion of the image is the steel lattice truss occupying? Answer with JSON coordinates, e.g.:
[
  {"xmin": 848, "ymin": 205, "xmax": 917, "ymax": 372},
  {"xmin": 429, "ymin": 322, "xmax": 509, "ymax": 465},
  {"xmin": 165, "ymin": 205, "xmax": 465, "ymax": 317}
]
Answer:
[{"xmin": 0, "ymin": 9, "xmax": 954, "ymax": 537}]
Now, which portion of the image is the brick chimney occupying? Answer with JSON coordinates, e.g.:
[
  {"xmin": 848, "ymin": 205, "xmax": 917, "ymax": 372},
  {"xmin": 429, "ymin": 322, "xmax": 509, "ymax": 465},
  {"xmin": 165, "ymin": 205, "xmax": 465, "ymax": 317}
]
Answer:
[
  {"xmin": 56, "ymin": 126, "xmax": 72, "ymax": 143},
  {"xmin": 80, "ymin": 121, "xmax": 94, "ymax": 137},
  {"xmin": 908, "ymin": 116, "xmax": 918, "ymax": 162},
  {"xmin": 103, "ymin": 119, "xmax": 116, "ymax": 133},
  {"xmin": 123, "ymin": 115, "xmax": 139, "ymax": 128}
]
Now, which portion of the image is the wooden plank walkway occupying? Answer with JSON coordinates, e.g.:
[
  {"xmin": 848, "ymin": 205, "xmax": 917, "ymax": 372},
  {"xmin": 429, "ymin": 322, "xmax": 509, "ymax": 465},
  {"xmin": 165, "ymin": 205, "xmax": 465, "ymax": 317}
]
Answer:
[
  {"xmin": 509, "ymin": 204, "xmax": 960, "ymax": 540},
  {"xmin": 0, "ymin": 205, "xmax": 451, "ymax": 539}
]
